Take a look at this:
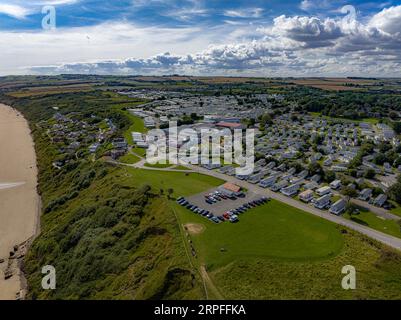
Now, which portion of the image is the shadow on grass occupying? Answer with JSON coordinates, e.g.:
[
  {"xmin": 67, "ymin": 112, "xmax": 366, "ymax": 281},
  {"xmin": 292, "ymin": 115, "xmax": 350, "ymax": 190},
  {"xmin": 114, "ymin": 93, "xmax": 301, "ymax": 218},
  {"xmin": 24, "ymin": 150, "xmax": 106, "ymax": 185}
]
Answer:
[{"xmin": 350, "ymin": 217, "xmax": 369, "ymax": 227}]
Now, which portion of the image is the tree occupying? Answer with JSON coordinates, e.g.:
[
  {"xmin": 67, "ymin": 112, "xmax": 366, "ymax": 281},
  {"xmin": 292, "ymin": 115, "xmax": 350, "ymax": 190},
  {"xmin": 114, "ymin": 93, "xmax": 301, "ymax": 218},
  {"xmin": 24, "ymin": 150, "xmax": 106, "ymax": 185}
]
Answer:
[
  {"xmin": 364, "ymin": 169, "xmax": 376, "ymax": 179},
  {"xmin": 308, "ymin": 162, "xmax": 323, "ymax": 176},
  {"xmin": 342, "ymin": 186, "xmax": 358, "ymax": 198},
  {"xmin": 389, "ymin": 176, "xmax": 401, "ymax": 204},
  {"xmin": 393, "ymin": 122, "xmax": 401, "ymax": 134},
  {"xmin": 390, "ymin": 111, "xmax": 398, "ymax": 120},
  {"xmin": 324, "ymin": 170, "xmax": 336, "ymax": 183}
]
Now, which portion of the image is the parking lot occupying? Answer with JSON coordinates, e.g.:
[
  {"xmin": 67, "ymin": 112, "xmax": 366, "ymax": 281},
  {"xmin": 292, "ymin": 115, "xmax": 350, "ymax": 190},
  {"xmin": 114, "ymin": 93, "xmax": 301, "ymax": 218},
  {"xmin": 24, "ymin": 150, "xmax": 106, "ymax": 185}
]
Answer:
[{"xmin": 186, "ymin": 187, "xmax": 261, "ymax": 216}]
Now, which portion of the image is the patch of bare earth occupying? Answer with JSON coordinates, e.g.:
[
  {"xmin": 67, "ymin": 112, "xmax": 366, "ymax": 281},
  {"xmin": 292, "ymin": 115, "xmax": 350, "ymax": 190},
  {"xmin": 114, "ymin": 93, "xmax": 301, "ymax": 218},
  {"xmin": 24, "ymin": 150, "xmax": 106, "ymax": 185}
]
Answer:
[{"xmin": 184, "ymin": 223, "xmax": 205, "ymax": 235}]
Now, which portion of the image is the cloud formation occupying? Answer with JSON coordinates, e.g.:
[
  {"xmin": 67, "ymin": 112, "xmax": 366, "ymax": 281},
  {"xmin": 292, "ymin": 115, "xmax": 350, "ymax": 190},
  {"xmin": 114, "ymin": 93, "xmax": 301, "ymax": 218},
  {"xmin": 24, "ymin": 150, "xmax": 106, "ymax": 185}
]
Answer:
[{"xmin": 5, "ymin": 4, "xmax": 401, "ymax": 76}]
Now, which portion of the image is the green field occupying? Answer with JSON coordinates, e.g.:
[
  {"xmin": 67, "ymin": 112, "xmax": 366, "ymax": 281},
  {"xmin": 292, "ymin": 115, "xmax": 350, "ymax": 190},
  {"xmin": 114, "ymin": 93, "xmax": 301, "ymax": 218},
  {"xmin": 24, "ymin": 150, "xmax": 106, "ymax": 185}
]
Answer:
[
  {"xmin": 175, "ymin": 200, "xmax": 344, "ymax": 268},
  {"xmin": 172, "ymin": 199, "xmax": 401, "ymax": 299},
  {"xmin": 119, "ymin": 153, "xmax": 141, "ymax": 164},
  {"xmin": 122, "ymin": 112, "xmax": 147, "ymax": 145},
  {"xmin": 124, "ymin": 168, "xmax": 224, "ymax": 197},
  {"xmin": 144, "ymin": 162, "xmax": 174, "ymax": 169},
  {"xmin": 310, "ymin": 112, "xmax": 379, "ymax": 124},
  {"xmin": 343, "ymin": 210, "xmax": 401, "ymax": 239}
]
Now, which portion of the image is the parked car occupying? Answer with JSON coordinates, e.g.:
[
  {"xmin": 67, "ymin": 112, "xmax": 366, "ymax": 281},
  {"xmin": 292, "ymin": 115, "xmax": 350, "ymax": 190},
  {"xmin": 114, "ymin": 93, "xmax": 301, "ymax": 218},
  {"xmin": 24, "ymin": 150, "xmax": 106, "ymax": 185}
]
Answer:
[
  {"xmin": 229, "ymin": 215, "xmax": 239, "ymax": 223},
  {"xmin": 211, "ymin": 217, "xmax": 220, "ymax": 223}
]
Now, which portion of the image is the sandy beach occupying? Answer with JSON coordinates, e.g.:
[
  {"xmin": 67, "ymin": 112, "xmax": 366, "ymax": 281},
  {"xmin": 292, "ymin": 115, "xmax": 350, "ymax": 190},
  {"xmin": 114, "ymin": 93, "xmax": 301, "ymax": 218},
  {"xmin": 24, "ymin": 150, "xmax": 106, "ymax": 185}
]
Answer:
[{"xmin": 0, "ymin": 104, "xmax": 39, "ymax": 300}]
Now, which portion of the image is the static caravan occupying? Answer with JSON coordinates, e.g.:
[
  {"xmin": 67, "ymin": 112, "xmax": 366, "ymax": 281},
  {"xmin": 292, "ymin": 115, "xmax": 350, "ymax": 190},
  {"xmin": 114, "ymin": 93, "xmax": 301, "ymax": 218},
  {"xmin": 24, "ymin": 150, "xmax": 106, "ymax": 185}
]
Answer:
[
  {"xmin": 281, "ymin": 184, "xmax": 300, "ymax": 197},
  {"xmin": 316, "ymin": 186, "xmax": 332, "ymax": 196},
  {"xmin": 299, "ymin": 190, "xmax": 314, "ymax": 203},
  {"xmin": 314, "ymin": 194, "xmax": 331, "ymax": 209},
  {"xmin": 329, "ymin": 199, "xmax": 347, "ymax": 215},
  {"xmin": 271, "ymin": 180, "xmax": 289, "ymax": 192},
  {"xmin": 259, "ymin": 176, "xmax": 277, "ymax": 188}
]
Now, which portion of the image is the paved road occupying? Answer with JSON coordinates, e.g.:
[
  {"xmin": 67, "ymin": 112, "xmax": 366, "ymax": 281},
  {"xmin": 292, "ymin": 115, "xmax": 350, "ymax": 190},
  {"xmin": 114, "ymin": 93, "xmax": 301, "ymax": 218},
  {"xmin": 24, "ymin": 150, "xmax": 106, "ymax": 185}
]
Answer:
[{"xmin": 114, "ymin": 156, "xmax": 401, "ymax": 252}]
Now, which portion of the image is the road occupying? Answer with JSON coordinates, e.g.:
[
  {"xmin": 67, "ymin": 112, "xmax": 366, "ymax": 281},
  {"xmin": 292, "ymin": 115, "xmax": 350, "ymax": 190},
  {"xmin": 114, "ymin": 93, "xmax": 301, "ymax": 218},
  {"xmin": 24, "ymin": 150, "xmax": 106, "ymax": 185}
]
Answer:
[{"xmin": 114, "ymin": 154, "xmax": 401, "ymax": 252}]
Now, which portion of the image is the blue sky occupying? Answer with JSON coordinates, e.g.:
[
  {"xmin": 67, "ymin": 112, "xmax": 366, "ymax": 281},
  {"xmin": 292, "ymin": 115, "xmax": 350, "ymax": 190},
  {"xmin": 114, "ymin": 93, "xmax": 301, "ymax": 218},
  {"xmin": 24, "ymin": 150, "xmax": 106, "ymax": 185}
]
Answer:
[
  {"xmin": 0, "ymin": 0, "xmax": 401, "ymax": 76},
  {"xmin": 1, "ymin": 0, "xmax": 397, "ymax": 30}
]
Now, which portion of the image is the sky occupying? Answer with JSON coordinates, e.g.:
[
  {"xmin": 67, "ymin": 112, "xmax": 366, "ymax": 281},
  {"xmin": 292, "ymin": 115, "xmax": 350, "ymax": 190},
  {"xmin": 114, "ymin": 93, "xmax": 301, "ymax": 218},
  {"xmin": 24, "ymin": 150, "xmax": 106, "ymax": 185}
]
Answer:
[{"xmin": 0, "ymin": 0, "xmax": 401, "ymax": 76}]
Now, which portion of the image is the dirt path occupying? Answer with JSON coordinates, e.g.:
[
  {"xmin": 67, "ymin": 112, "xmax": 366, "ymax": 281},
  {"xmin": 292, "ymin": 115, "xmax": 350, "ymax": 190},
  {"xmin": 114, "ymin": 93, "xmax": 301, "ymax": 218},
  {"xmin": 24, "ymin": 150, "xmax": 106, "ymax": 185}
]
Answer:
[{"xmin": 200, "ymin": 265, "xmax": 224, "ymax": 300}]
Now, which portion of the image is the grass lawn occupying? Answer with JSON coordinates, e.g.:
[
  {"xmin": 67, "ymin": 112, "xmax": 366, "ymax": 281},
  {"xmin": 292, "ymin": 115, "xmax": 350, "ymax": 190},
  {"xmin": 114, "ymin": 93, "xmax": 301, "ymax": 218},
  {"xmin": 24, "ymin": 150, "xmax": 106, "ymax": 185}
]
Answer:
[
  {"xmin": 122, "ymin": 110, "xmax": 147, "ymax": 145},
  {"xmin": 175, "ymin": 200, "xmax": 344, "ymax": 270},
  {"xmin": 132, "ymin": 147, "xmax": 147, "ymax": 157},
  {"xmin": 119, "ymin": 153, "xmax": 140, "ymax": 164},
  {"xmin": 174, "ymin": 165, "xmax": 191, "ymax": 170},
  {"xmin": 124, "ymin": 167, "xmax": 224, "ymax": 197},
  {"xmin": 173, "ymin": 199, "xmax": 401, "ymax": 299},
  {"xmin": 389, "ymin": 203, "xmax": 401, "ymax": 218},
  {"xmin": 144, "ymin": 162, "xmax": 174, "ymax": 169},
  {"xmin": 343, "ymin": 211, "xmax": 401, "ymax": 239}
]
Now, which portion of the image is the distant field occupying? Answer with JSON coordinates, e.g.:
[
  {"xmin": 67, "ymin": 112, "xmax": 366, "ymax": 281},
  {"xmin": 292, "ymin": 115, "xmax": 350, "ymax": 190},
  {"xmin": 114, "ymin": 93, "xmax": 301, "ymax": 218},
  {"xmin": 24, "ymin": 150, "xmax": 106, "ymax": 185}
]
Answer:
[
  {"xmin": 7, "ymin": 83, "xmax": 96, "ymax": 97},
  {"xmin": 289, "ymin": 78, "xmax": 377, "ymax": 91},
  {"xmin": 310, "ymin": 112, "xmax": 379, "ymax": 124}
]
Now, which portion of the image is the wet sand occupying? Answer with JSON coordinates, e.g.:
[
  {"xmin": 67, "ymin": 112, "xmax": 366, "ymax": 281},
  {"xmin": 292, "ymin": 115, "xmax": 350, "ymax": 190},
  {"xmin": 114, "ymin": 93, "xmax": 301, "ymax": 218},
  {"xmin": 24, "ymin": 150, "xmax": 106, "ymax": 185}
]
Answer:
[{"xmin": 0, "ymin": 104, "xmax": 39, "ymax": 300}]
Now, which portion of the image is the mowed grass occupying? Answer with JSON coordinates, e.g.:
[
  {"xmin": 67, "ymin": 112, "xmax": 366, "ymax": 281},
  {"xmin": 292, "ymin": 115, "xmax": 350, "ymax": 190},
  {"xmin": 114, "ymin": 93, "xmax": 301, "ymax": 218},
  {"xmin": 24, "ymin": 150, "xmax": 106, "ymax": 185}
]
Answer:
[
  {"xmin": 124, "ymin": 167, "xmax": 224, "ymax": 197},
  {"xmin": 343, "ymin": 211, "xmax": 401, "ymax": 239},
  {"xmin": 174, "ymin": 199, "xmax": 401, "ymax": 299},
  {"xmin": 119, "ymin": 153, "xmax": 141, "ymax": 164},
  {"xmin": 175, "ymin": 200, "xmax": 344, "ymax": 269}
]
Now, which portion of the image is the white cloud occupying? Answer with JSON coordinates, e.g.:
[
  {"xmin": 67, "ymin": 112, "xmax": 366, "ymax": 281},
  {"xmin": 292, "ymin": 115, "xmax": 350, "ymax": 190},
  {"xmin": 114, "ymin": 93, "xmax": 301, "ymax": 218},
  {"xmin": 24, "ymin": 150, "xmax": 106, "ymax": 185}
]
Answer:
[
  {"xmin": 3, "ymin": 4, "xmax": 401, "ymax": 76},
  {"xmin": 0, "ymin": 3, "xmax": 31, "ymax": 19},
  {"xmin": 369, "ymin": 5, "xmax": 401, "ymax": 34},
  {"xmin": 223, "ymin": 8, "xmax": 263, "ymax": 19}
]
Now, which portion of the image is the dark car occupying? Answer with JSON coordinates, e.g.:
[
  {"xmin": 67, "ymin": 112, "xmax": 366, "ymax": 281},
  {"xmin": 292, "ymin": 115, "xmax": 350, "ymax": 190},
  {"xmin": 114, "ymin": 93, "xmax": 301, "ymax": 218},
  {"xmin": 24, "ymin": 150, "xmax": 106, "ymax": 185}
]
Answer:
[
  {"xmin": 211, "ymin": 217, "xmax": 220, "ymax": 223},
  {"xmin": 207, "ymin": 213, "xmax": 214, "ymax": 219},
  {"xmin": 217, "ymin": 216, "xmax": 225, "ymax": 222}
]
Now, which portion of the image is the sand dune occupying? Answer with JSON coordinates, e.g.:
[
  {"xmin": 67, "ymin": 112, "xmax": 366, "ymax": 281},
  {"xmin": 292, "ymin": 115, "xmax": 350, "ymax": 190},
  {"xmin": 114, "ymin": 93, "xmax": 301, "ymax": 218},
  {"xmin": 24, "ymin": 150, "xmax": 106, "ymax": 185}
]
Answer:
[{"xmin": 0, "ymin": 104, "xmax": 39, "ymax": 300}]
